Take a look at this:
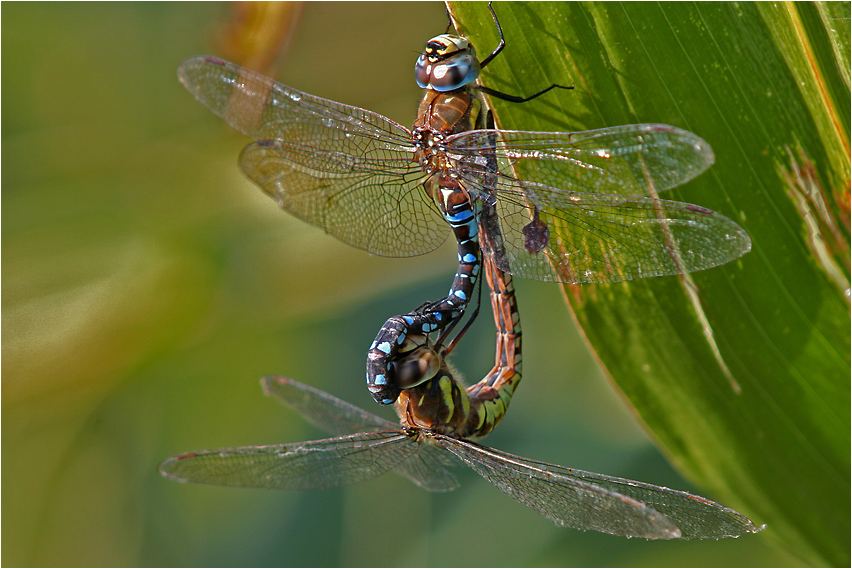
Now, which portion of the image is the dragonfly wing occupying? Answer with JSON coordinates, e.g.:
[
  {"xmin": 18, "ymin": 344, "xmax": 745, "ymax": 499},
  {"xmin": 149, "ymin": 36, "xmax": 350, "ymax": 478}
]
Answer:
[
  {"xmin": 390, "ymin": 442, "xmax": 461, "ymax": 492},
  {"xmin": 240, "ymin": 140, "xmax": 447, "ymax": 257},
  {"xmin": 436, "ymin": 435, "xmax": 679, "ymax": 538},
  {"xmin": 262, "ymin": 376, "xmax": 399, "ymax": 435},
  {"xmin": 460, "ymin": 174, "xmax": 750, "ymax": 283},
  {"xmin": 178, "ymin": 56, "xmax": 447, "ymax": 257},
  {"xmin": 436, "ymin": 436, "xmax": 763, "ymax": 539},
  {"xmin": 159, "ymin": 432, "xmax": 416, "ymax": 490},
  {"xmin": 533, "ymin": 459, "xmax": 765, "ymax": 540},
  {"xmin": 262, "ymin": 377, "xmax": 459, "ymax": 491},
  {"xmin": 178, "ymin": 56, "xmax": 413, "ymax": 148},
  {"xmin": 450, "ymin": 124, "xmax": 714, "ymax": 197}
]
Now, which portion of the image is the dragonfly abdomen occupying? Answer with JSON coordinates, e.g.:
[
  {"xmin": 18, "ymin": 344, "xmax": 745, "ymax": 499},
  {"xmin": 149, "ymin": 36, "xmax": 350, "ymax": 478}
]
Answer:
[
  {"xmin": 366, "ymin": 180, "xmax": 482, "ymax": 405},
  {"xmin": 465, "ymin": 257, "xmax": 522, "ymax": 439}
]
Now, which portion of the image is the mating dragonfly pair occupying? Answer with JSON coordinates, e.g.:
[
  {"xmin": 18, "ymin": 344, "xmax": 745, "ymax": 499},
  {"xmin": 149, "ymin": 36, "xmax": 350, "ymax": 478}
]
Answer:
[{"xmin": 161, "ymin": 5, "xmax": 761, "ymax": 539}]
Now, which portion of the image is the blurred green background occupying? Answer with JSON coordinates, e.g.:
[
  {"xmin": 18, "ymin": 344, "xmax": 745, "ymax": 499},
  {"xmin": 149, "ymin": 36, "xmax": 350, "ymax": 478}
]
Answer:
[{"xmin": 3, "ymin": 2, "xmax": 799, "ymax": 566}]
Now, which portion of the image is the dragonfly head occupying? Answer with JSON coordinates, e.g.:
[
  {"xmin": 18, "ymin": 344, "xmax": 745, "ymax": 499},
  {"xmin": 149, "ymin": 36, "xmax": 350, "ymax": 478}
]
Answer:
[
  {"xmin": 394, "ymin": 357, "xmax": 471, "ymax": 436},
  {"xmin": 388, "ymin": 334, "xmax": 442, "ymax": 389},
  {"xmin": 415, "ymin": 34, "xmax": 481, "ymax": 92}
]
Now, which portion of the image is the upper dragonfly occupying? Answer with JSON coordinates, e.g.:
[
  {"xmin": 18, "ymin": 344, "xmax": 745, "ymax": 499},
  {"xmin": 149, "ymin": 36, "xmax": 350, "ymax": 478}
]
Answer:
[{"xmin": 177, "ymin": 51, "xmax": 750, "ymax": 284}]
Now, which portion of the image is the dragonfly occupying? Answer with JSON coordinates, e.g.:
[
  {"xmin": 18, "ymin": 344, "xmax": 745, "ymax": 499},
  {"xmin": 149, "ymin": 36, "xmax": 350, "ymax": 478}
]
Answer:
[
  {"xmin": 177, "ymin": 5, "xmax": 752, "ymax": 405},
  {"xmin": 160, "ymin": 255, "xmax": 763, "ymax": 539}
]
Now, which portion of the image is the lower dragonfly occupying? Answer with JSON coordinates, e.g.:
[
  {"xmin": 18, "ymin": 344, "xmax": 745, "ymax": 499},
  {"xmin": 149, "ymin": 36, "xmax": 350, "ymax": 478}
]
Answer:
[{"xmin": 159, "ymin": 258, "xmax": 763, "ymax": 540}]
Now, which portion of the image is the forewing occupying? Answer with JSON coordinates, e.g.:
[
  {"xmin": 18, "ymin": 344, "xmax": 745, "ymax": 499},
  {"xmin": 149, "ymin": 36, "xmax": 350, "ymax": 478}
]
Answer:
[
  {"xmin": 435, "ymin": 435, "xmax": 681, "ymax": 539},
  {"xmin": 177, "ymin": 55, "xmax": 413, "ymax": 147},
  {"xmin": 449, "ymin": 124, "xmax": 748, "ymax": 283},
  {"xmin": 450, "ymin": 123, "xmax": 714, "ymax": 197},
  {"xmin": 262, "ymin": 376, "xmax": 459, "ymax": 491},
  {"xmin": 178, "ymin": 56, "xmax": 447, "ymax": 256},
  {"xmin": 159, "ymin": 432, "xmax": 415, "ymax": 490}
]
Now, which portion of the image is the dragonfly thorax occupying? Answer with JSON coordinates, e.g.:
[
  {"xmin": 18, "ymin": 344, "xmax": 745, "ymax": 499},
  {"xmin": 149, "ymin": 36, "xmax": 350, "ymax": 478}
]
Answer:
[
  {"xmin": 415, "ymin": 34, "xmax": 481, "ymax": 92},
  {"xmin": 414, "ymin": 89, "xmax": 481, "ymax": 134},
  {"xmin": 391, "ymin": 336, "xmax": 504, "ymax": 440}
]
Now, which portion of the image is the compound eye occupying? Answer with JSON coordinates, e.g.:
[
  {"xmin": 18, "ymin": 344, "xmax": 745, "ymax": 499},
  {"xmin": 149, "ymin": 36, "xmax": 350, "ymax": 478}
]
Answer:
[
  {"xmin": 418, "ymin": 52, "xmax": 480, "ymax": 92},
  {"xmin": 391, "ymin": 346, "xmax": 441, "ymax": 389},
  {"xmin": 414, "ymin": 54, "xmax": 431, "ymax": 88},
  {"xmin": 415, "ymin": 34, "xmax": 480, "ymax": 91}
]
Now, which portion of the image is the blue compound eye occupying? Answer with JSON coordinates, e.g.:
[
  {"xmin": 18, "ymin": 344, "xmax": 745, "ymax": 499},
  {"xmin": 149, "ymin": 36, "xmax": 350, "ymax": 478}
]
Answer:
[
  {"xmin": 429, "ymin": 52, "xmax": 480, "ymax": 91},
  {"xmin": 415, "ymin": 34, "xmax": 481, "ymax": 91},
  {"xmin": 414, "ymin": 53, "xmax": 431, "ymax": 88}
]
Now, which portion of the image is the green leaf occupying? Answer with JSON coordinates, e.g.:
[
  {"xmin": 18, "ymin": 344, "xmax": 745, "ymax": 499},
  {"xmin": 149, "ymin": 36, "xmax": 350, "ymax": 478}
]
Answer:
[{"xmin": 450, "ymin": 2, "xmax": 850, "ymax": 565}]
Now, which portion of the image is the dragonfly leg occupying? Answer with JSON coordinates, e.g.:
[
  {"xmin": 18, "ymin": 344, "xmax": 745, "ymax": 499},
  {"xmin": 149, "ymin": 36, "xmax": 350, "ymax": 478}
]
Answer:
[
  {"xmin": 477, "ymin": 2, "xmax": 506, "ymax": 70},
  {"xmin": 477, "ymin": 2, "xmax": 573, "ymax": 101},
  {"xmin": 479, "ymin": 83, "xmax": 573, "ymax": 104}
]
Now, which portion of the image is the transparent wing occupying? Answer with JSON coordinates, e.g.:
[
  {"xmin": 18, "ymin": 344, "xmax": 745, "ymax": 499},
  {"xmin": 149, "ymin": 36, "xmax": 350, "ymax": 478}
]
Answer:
[
  {"xmin": 159, "ymin": 432, "xmax": 416, "ymax": 490},
  {"xmin": 436, "ymin": 435, "xmax": 763, "ymax": 539},
  {"xmin": 239, "ymin": 140, "xmax": 446, "ymax": 257},
  {"xmin": 177, "ymin": 56, "xmax": 447, "ymax": 257},
  {"xmin": 450, "ymin": 124, "xmax": 715, "ymax": 197},
  {"xmin": 178, "ymin": 56, "xmax": 415, "ymax": 143},
  {"xmin": 262, "ymin": 376, "xmax": 459, "ymax": 491},
  {"xmin": 480, "ymin": 179, "xmax": 750, "ymax": 283},
  {"xmin": 448, "ymin": 125, "xmax": 749, "ymax": 283},
  {"xmin": 262, "ymin": 375, "xmax": 399, "ymax": 435}
]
